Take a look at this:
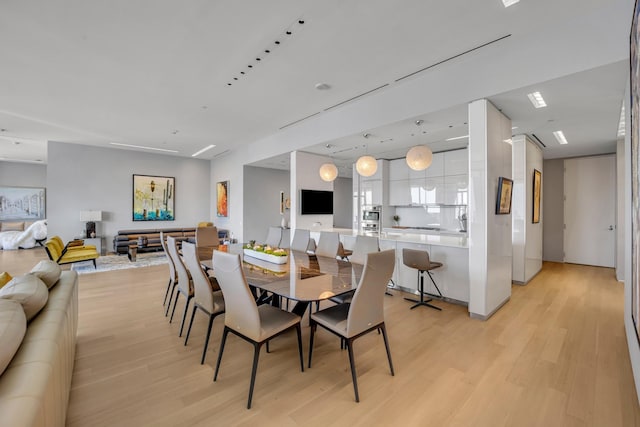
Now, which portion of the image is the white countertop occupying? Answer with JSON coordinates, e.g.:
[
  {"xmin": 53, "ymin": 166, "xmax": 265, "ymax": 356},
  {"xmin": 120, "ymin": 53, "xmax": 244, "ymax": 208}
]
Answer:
[{"xmin": 318, "ymin": 228, "xmax": 468, "ymax": 249}]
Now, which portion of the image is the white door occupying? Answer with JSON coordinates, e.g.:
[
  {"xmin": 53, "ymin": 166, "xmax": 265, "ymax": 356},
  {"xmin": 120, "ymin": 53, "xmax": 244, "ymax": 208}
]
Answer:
[{"xmin": 564, "ymin": 155, "xmax": 616, "ymax": 267}]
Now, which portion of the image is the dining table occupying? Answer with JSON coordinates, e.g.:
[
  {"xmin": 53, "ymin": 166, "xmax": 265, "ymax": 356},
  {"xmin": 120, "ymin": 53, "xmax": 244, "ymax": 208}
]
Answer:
[{"xmin": 201, "ymin": 244, "xmax": 362, "ymax": 317}]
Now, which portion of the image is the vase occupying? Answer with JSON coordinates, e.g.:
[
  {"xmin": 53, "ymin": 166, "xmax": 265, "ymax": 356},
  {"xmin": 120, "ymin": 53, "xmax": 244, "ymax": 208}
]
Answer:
[{"xmin": 281, "ymin": 216, "xmax": 287, "ymax": 229}]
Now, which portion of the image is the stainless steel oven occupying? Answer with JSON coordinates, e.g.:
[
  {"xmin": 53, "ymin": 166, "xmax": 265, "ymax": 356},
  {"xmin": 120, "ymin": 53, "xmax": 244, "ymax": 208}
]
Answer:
[{"xmin": 361, "ymin": 205, "xmax": 381, "ymax": 235}]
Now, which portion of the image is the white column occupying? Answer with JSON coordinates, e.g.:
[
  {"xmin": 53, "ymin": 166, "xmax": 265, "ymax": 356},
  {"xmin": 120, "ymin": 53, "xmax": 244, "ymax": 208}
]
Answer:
[
  {"xmin": 468, "ymin": 99, "xmax": 513, "ymax": 319},
  {"xmin": 290, "ymin": 151, "xmax": 334, "ymax": 232}
]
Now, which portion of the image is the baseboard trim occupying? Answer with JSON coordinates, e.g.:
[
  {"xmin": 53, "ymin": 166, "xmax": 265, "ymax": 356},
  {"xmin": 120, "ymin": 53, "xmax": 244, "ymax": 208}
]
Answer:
[{"xmin": 469, "ymin": 296, "xmax": 510, "ymax": 321}]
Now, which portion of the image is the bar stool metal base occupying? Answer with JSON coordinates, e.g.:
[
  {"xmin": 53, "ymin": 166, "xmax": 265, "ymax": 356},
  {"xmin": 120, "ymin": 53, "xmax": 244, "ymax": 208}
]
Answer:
[{"xmin": 405, "ymin": 270, "xmax": 442, "ymax": 311}]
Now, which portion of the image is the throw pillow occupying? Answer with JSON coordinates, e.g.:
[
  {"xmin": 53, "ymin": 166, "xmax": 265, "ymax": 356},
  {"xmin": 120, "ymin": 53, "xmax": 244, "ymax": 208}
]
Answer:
[
  {"xmin": 30, "ymin": 260, "xmax": 62, "ymax": 289},
  {"xmin": 0, "ymin": 272, "xmax": 12, "ymax": 288},
  {"xmin": 0, "ymin": 274, "xmax": 49, "ymax": 321},
  {"xmin": 1, "ymin": 221, "xmax": 24, "ymax": 232},
  {"xmin": 0, "ymin": 299, "xmax": 27, "ymax": 376}
]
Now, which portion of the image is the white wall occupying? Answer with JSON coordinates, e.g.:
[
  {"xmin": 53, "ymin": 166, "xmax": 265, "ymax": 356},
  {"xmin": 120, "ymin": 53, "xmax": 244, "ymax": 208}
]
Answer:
[
  {"xmin": 243, "ymin": 166, "xmax": 290, "ymax": 242},
  {"xmin": 332, "ymin": 177, "xmax": 352, "ymax": 228},
  {"xmin": 512, "ymin": 135, "xmax": 543, "ymax": 284},
  {"xmin": 542, "ymin": 159, "xmax": 565, "ymax": 262},
  {"xmin": 617, "ymin": 139, "xmax": 625, "ymax": 281},
  {"xmin": 47, "ymin": 141, "xmax": 210, "ymax": 250},
  {"xmin": 290, "ymin": 151, "xmax": 333, "ymax": 231},
  {"xmin": 0, "ymin": 161, "xmax": 47, "ymax": 188},
  {"xmin": 468, "ymin": 99, "xmax": 512, "ymax": 319}
]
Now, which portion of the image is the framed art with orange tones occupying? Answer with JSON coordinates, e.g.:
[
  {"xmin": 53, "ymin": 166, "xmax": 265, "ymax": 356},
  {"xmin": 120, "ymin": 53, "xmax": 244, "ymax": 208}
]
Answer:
[{"xmin": 216, "ymin": 181, "xmax": 228, "ymax": 217}]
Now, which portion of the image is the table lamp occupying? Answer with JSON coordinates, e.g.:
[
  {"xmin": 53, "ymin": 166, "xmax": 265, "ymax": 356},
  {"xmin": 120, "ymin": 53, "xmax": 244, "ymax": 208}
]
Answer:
[{"xmin": 80, "ymin": 210, "xmax": 102, "ymax": 238}]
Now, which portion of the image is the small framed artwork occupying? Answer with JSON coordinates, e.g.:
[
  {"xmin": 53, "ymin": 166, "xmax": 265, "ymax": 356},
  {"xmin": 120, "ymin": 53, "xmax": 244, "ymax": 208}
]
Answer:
[
  {"xmin": 495, "ymin": 177, "xmax": 513, "ymax": 215},
  {"xmin": 0, "ymin": 186, "xmax": 46, "ymax": 221},
  {"xmin": 133, "ymin": 175, "xmax": 174, "ymax": 221},
  {"xmin": 532, "ymin": 169, "xmax": 542, "ymax": 223},
  {"xmin": 216, "ymin": 181, "xmax": 228, "ymax": 217}
]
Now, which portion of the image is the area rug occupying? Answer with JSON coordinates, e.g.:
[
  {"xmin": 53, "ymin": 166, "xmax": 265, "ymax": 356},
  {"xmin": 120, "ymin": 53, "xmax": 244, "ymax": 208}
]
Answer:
[{"xmin": 71, "ymin": 252, "xmax": 168, "ymax": 275}]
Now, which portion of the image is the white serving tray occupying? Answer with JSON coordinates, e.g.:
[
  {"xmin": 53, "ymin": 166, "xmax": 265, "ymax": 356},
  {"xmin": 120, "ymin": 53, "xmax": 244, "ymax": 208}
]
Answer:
[{"xmin": 243, "ymin": 248, "xmax": 288, "ymax": 264}]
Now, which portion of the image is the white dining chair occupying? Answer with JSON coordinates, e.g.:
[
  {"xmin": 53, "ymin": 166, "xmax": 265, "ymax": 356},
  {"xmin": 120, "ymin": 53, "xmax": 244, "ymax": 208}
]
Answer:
[
  {"xmin": 315, "ymin": 231, "xmax": 340, "ymax": 258},
  {"xmin": 264, "ymin": 226, "xmax": 282, "ymax": 247}
]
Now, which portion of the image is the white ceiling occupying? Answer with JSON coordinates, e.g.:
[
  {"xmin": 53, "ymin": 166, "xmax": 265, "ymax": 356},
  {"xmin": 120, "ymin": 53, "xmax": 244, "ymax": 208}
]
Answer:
[{"xmin": 0, "ymin": 0, "xmax": 632, "ymax": 167}]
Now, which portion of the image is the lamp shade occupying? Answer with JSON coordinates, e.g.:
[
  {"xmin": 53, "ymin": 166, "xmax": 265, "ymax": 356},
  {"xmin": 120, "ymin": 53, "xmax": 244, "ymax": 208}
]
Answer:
[
  {"xmin": 319, "ymin": 163, "xmax": 338, "ymax": 182},
  {"xmin": 356, "ymin": 155, "xmax": 377, "ymax": 177},
  {"xmin": 406, "ymin": 145, "xmax": 433, "ymax": 171},
  {"xmin": 80, "ymin": 210, "xmax": 103, "ymax": 222}
]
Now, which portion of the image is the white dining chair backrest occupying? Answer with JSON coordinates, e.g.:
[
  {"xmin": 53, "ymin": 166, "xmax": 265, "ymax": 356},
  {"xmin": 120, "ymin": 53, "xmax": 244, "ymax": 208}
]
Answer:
[
  {"xmin": 160, "ymin": 231, "xmax": 177, "ymax": 283},
  {"xmin": 182, "ymin": 242, "xmax": 222, "ymax": 314},
  {"xmin": 290, "ymin": 229, "xmax": 311, "ymax": 252},
  {"xmin": 315, "ymin": 231, "xmax": 340, "ymax": 258},
  {"xmin": 196, "ymin": 226, "xmax": 219, "ymax": 248},
  {"xmin": 350, "ymin": 235, "xmax": 380, "ymax": 265},
  {"xmin": 264, "ymin": 226, "xmax": 282, "ymax": 247},
  {"xmin": 347, "ymin": 249, "xmax": 395, "ymax": 337},
  {"xmin": 167, "ymin": 236, "xmax": 192, "ymax": 295},
  {"xmin": 279, "ymin": 228, "xmax": 291, "ymax": 249},
  {"xmin": 212, "ymin": 250, "xmax": 261, "ymax": 341}
]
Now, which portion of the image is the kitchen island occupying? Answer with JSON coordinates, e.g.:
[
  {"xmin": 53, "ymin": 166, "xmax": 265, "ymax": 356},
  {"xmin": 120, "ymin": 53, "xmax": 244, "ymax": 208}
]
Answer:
[{"xmin": 311, "ymin": 228, "xmax": 469, "ymax": 305}]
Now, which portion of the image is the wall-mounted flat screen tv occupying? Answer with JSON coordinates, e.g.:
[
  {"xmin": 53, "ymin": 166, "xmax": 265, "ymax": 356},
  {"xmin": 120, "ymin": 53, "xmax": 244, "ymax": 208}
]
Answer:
[{"xmin": 301, "ymin": 189, "xmax": 333, "ymax": 215}]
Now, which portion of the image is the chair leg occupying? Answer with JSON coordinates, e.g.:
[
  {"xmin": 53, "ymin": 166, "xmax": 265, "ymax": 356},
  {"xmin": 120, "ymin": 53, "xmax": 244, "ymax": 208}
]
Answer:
[
  {"xmin": 163, "ymin": 279, "xmax": 172, "ymax": 306},
  {"xmin": 404, "ymin": 271, "xmax": 441, "ymax": 311},
  {"xmin": 346, "ymin": 339, "xmax": 360, "ymax": 403},
  {"xmin": 247, "ymin": 342, "xmax": 263, "ymax": 409},
  {"xmin": 165, "ymin": 283, "xmax": 178, "ymax": 316},
  {"xmin": 179, "ymin": 295, "xmax": 193, "ymax": 337},
  {"xmin": 296, "ymin": 324, "xmax": 304, "ymax": 372},
  {"xmin": 92, "ymin": 259, "xmax": 97, "ymax": 269},
  {"xmin": 169, "ymin": 290, "xmax": 180, "ymax": 323},
  {"xmin": 380, "ymin": 324, "xmax": 395, "ymax": 376},
  {"xmin": 266, "ymin": 340, "xmax": 270, "ymax": 353},
  {"xmin": 214, "ymin": 327, "xmax": 229, "ymax": 382},
  {"xmin": 184, "ymin": 304, "xmax": 198, "ymax": 345},
  {"xmin": 308, "ymin": 321, "xmax": 317, "ymax": 368},
  {"xmin": 201, "ymin": 313, "xmax": 217, "ymax": 365}
]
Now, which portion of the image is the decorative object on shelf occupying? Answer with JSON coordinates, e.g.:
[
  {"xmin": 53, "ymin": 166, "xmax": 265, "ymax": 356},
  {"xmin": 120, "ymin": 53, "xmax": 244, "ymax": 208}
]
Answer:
[
  {"xmin": 216, "ymin": 180, "xmax": 228, "ymax": 217},
  {"xmin": 243, "ymin": 243, "xmax": 288, "ymax": 264},
  {"xmin": 406, "ymin": 145, "xmax": 433, "ymax": 171},
  {"xmin": 393, "ymin": 215, "xmax": 400, "ymax": 226},
  {"xmin": 0, "ymin": 186, "xmax": 46, "ymax": 221},
  {"xmin": 495, "ymin": 177, "xmax": 513, "ymax": 215},
  {"xmin": 319, "ymin": 162, "xmax": 338, "ymax": 182},
  {"xmin": 133, "ymin": 175, "xmax": 174, "ymax": 221},
  {"xmin": 281, "ymin": 215, "xmax": 287, "ymax": 229},
  {"xmin": 532, "ymin": 169, "xmax": 542, "ymax": 223},
  {"xmin": 80, "ymin": 210, "xmax": 102, "ymax": 238},
  {"xmin": 356, "ymin": 155, "xmax": 377, "ymax": 177},
  {"xmin": 458, "ymin": 212, "xmax": 467, "ymax": 232},
  {"xmin": 279, "ymin": 191, "xmax": 291, "ymax": 214}
]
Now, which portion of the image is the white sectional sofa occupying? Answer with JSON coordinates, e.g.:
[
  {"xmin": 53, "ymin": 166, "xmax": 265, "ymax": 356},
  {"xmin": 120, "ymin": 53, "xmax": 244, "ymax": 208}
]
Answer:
[{"xmin": 0, "ymin": 262, "xmax": 78, "ymax": 427}]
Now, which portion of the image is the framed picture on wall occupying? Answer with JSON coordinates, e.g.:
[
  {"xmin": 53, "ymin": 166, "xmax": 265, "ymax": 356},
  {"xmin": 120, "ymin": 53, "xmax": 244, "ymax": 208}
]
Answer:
[
  {"xmin": 0, "ymin": 186, "xmax": 46, "ymax": 221},
  {"xmin": 216, "ymin": 181, "xmax": 228, "ymax": 217},
  {"xmin": 132, "ymin": 174, "xmax": 175, "ymax": 221},
  {"xmin": 532, "ymin": 169, "xmax": 542, "ymax": 223},
  {"xmin": 495, "ymin": 177, "xmax": 513, "ymax": 215}
]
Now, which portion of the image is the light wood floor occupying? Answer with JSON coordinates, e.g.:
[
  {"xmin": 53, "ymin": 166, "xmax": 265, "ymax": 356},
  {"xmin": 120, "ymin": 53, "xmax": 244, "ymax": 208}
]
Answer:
[{"xmin": 3, "ymin": 248, "xmax": 640, "ymax": 426}]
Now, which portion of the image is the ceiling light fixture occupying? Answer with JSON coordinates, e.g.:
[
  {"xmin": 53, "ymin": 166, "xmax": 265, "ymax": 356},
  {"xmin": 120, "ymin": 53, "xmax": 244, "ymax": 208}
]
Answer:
[
  {"xmin": 356, "ymin": 155, "xmax": 377, "ymax": 177},
  {"xmin": 415, "ymin": 119, "xmax": 424, "ymax": 126},
  {"xmin": 502, "ymin": 0, "xmax": 520, "ymax": 7},
  {"xmin": 553, "ymin": 130, "xmax": 568, "ymax": 145},
  {"xmin": 315, "ymin": 83, "xmax": 331, "ymax": 90},
  {"xmin": 406, "ymin": 145, "xmax": 433, "ymax": 171},
  {"xmin": 110, "ymin": 142, "xmax": 179, "ymax": 153},
  {"xmin": 445, "ymin": 135, "xmax": 469, "ymax": 141},
  {"xmin": 191, "ymin": 144, "xmax": 216, "ymax": 157},
  {"xmin": 319, "ymin": 162, "xmax": 338, "ymax": 182},
  {"xmin": 527, "ymin": 91, "xmax": 547, "ymax": 108},
  {"xmin": 363, "ymin": 133, "xmax": 371, "ymax": 138}
]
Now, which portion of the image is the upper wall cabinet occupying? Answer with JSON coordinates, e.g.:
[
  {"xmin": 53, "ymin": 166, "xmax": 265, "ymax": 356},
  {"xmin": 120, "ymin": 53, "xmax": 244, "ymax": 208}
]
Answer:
[
  {"xmin": 389, "ymin": 159, "xmax": 408, "ymax": 181},
  {"xmin": 444, "ymin": 149, "xmax": 468, "ymax": 176},
  {"xmin": 425, "ymin": 152, "xmax": 444, "ymax": 178}
]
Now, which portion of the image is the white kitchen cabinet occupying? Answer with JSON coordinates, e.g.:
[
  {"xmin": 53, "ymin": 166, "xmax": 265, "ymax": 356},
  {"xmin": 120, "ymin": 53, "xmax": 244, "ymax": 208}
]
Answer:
[
  {"xmin": 389, "ymin": 159, "xmax": 408, "ymax": 181},
  {"xmin": 428, "ymin": 246, "xmax": 469, "ymax": 303},
  {"xmin": 442, "ymin": 175, "xmax": 468, "ymax": 205},
  {"xmin": 425, "ymin": 152, "xmax": 444, "ymax": 178},
  {"xmin": 444, "ymin": 148, "xmax": 468, "ymax": 176},
  {"xmin": 389, "ymin": 179, "xmax": 411, "ymax": 206},
  {"xmin": 360, "ymin": 180, "xmax": 382, "ymax": 206}
]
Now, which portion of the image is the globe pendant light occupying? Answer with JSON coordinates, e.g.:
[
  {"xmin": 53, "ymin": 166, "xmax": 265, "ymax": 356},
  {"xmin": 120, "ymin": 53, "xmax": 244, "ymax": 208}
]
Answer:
[
  {"xmin": 319, "ymin": 162, "xmax": 338, "ymax": 182},
  {"xmin": 356, "ymin": 155, "xmax": 377, "ymax": 177},
  {"xmin": 406, "ymin": 145, "xmax": 433, "ymax": 171}
]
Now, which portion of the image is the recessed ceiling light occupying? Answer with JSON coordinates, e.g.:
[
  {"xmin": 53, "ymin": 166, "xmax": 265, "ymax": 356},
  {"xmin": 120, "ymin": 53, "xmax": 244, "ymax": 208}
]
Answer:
[
  {"xmin": 110, "ymin": 142, "xmax": 179, "ymax": 153},
  {"xmin": 553, "ymin": 130, "xmax": 568, "ymax": 145},
  {"xmin": 502, "ymin": 0, "xmax": 520, "ymax": 7},
  {"xmin": 315, "ymin": 83, "xmax": 331, "ymax": 90},
  {"xmin": 527, "ymin": 91, "xmax": 547, "ymax": 108},
  {"xmin": 445, "ymin": 135, "xmax": 469, "ymax": 141},
  {"xmin": 191, "ymin": 144, "xmax": 216, "ymax": 157}
]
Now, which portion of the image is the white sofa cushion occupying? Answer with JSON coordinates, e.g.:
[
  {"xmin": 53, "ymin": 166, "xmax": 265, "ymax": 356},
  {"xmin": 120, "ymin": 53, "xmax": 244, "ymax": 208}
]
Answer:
[
  {"xmin": 0, "ymin": 299, "xmax": 27, "ymax": 376},
  {"xmin": 30, "ymin": 261, "xmax": 62, "ymax": 289},
  {"xmin": 0, "ymin": 275, "xmax": 49, "ymax": 321}
]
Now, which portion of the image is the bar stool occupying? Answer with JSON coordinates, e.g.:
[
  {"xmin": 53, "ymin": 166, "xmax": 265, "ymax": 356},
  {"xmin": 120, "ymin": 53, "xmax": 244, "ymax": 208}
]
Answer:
[{"xmin": 402, "ymin": 248, "xmax": 443, "ymax": 310}]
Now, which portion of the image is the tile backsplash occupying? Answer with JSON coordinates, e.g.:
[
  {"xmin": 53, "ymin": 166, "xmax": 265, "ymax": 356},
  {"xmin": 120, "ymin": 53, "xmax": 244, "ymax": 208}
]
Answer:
[{"xmin": 393, "ymin": 205, "xmax": 468, "ymax": 232}]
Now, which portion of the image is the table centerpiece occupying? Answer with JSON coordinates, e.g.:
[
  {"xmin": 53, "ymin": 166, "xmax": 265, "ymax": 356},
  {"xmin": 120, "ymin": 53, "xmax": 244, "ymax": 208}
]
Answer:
[{"xmin": 243, "ymin": 243, "xmax": 288, "ymax": 264}]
